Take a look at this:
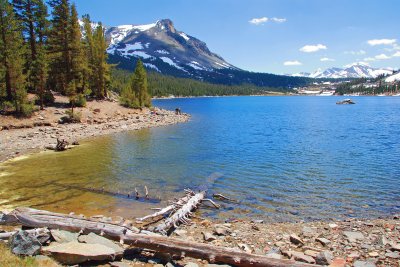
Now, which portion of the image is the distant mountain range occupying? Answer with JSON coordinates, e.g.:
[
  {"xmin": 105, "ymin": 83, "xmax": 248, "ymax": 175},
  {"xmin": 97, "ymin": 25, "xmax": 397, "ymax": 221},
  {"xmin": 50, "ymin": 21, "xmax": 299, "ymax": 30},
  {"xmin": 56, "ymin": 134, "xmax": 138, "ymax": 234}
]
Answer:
[
  {"xmin": 104, "ymin": 19, "xmax": 309, "ymax": 89},
  {"xmin": 290, "ymin": 63, "xmax": 394, "ymax": 79}
]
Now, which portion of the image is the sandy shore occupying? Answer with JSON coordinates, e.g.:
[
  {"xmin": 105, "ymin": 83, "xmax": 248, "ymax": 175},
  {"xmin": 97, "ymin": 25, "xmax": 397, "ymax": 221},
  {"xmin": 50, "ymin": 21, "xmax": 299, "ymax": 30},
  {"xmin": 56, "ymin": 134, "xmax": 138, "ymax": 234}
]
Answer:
[{"xmin": 0, "ymin": 97, "xmax": 190, "ymax": 163}]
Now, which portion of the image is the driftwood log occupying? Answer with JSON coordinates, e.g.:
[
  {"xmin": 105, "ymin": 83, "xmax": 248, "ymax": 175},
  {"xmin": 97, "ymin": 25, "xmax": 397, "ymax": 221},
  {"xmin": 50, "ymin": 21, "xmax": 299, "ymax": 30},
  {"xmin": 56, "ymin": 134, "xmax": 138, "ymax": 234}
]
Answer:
[
  {"xmin": 56, "ymin": 138, "xmax": 69, "ymax": 151},
  {"xmin": 1, "ymin": 208, "xmax": 317, "ymax": 267},
  {"xmin": 154, "ymin": 190, "xmax": 205, "ymax": 234},
  {"xmin": 0, "ymin": 228, "xmax": 50, "ymax": 241}
]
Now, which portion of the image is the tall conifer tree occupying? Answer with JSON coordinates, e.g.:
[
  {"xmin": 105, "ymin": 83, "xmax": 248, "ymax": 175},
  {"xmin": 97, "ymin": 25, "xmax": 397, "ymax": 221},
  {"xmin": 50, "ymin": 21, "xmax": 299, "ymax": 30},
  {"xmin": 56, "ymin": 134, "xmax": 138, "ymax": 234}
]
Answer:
[{"xmin": 0, "ymin": 0, "xmax": 26, "ymax": 112}]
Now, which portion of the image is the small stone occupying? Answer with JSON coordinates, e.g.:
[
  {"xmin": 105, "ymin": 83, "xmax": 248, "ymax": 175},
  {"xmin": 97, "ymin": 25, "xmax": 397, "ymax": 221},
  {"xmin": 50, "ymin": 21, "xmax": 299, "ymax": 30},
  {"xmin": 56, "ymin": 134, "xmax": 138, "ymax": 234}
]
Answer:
[
  {"xmin": 348, "ymin": 252, "xmax": 361, "ymax": 259},
  {"xmin": 203, "ymin": 232, "xmax": 217, "ymax": 242},
  {"xmin": 238, "ymin": 243, "xmax": 252, "ymax": 253},
  {"xmin": 353, "ymin": 260, "xmax": 376, "ymax": 267},
  {"xmin": 385, "ymin": 252, "xmax": 400, "ymax": 259},
  {"xmin": 251, "ymin": 219, "xmax": 264, "ymax": 224},
  {"xmin": 290, "ymin": 251, "xmax": 315, "ymax": 264},
  {"xmin": 174, "ymin": 229, "xmax": 187, "ymax": 237},
  {"xmin": 205, "ymin": 264, "xmax": 231, "ymax": 267},
  {"xmin": 165, "ymin": 263, "xmax": 176, "ymax": 267},
  {"xmin": 375, "ymin": 235, "xmax": 388, "ymax": 246},
  {"xmin": 391, "ymin": 243, "xmax": 400, "ymax": 251},
  {"xmin": 289, "ymin": 234, "xmax": 304, "ymax": 245},
  {"xmin": 316, "ymin": 237, "xmax": 331, "ymax": 246},
  {"xmin": 330, "ymin": 257, "xmax": 346, "ymax": 267},
  {"xmin": 185, "ymin": 262, "xmax": 199, "ymax": 267},
  {"xmin": 304, "ymin": 249, "xmax": 318, "ymax": 257},
  {"xmin": 315, "ymin": 251, "xmax": 333, "ymax": 265},
  {"xmin": 251, "ymin": 224, "xmax": 260, "ymax": 231},
  {"xmin": 200, "ymin": 219, "xmax": 212, "ymax": 227},
  {"xmin": 265, "ymin": 253, "xmax": 283, "ymax": 259},
  {"xmin": 110, "ymin": 262, "xmax": 130, "ymax": 267},
  {"xmin": 9, "ymin": 230, "xmax": 41, "ymax": 256},
  {"xmin": 302, "ymin": 226, "xmax": 316, "ymax": 237},
  {"xmin": 368, "ymin": 251, "xmax": 379, "ymax": 257},
  {"xmin": 343, "ymin": 231, "xmax": 364, "ymax": 242},
  {"xmin": 329, "ymin": 223, "xmax": 338, "ymax": 229},
  {"xmin": 214, "ymin": 225, "xmax": 231, "ymax": 236}
]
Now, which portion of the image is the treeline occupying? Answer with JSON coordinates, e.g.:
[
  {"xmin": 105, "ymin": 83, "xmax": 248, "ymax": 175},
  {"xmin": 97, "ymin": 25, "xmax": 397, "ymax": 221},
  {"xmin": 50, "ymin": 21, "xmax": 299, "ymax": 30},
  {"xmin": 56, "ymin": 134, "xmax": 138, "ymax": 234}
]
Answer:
[
  {"xmin": 0, "ymin": 0, "xmax": 110, "ymax": 116},
  {"xmin": 111, "ymin": 68, "xmax": 289, "ymax": 97},
  {"xmin": 335, "ymin": 74, "xmax": 400, "ymax": 95}
]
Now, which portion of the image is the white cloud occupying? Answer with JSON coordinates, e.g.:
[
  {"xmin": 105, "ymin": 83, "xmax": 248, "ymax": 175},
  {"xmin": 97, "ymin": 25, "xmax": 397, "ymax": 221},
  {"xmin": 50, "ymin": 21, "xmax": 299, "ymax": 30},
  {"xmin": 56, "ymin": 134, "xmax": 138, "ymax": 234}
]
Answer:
[
  {"xmin": 364, "ymin": 57, "xmax": 376, "ymax": 62},
  {"xmin": 393, "ymin": 51, "xmax": 400, "ymax": 57},
  {"xmin": 249, "ymin": 17, "xmax": 286, "ymax": 25},
  {"xmin": 345, "ymin": 50, "xmax": 366, "ymax": 55},
  {"xmin": 320, "ymin": 57, "xmax": 335, "ymax": 62},
  {"xmin": 249, "ymin": 17, "xmax": 268, "ymax": 25},
  {"xmin": 299, "ymin": 44, "xmax": 327, "ymax": 53},
  {"xmin": 364, "ymin": 53, "xmax": 392, "ymax": 61},
  {"xmin": 270, "ymin": 17, "xmax": 286, "ymax": 23},
  {"xmin": 367, "ymin": 39, "xmax": 397, "ymax": 46},
  {"xmin": 284, "ymin": 60, "xmax": 302, "ymax": 66},
  {"xmin": 375, "ymin": 53, "xmax": 391, "ymax": 60}
]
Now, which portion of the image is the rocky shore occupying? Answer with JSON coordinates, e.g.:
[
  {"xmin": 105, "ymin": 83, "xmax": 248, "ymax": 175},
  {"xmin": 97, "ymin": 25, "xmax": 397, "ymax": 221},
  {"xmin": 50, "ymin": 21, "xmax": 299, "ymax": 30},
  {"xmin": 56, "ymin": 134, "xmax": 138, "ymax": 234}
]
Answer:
[
  {"xmin": 0, "ymin": 99, "xmax": 190, "ymax": 163},
  {"xmin": 1, "ymin": 213, "xmax": 399, "ymax": 267}
]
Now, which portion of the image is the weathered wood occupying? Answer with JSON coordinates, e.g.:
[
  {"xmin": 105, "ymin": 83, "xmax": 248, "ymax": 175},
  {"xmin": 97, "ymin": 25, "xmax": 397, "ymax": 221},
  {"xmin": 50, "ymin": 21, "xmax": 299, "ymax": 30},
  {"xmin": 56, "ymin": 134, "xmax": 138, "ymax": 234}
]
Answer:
[
  {"xmin": 3, "ymin": 208, "xmax": 317, "ymax": 267},
  {"xmin": 136, "ymin": 193, "xmax": 193, "ymax": 223},
  {"xmin": 154, "ymin": 191, "xmax": 206, "ymax": 234}
]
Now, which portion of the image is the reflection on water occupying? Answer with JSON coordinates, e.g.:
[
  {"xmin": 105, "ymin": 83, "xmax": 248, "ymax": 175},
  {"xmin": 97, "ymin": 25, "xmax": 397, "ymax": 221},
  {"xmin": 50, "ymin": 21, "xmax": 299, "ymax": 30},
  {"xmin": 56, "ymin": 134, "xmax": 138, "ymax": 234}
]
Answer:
[{"xmin": 1, "ymin": 96, "xmax": 400, "ymax": 222}]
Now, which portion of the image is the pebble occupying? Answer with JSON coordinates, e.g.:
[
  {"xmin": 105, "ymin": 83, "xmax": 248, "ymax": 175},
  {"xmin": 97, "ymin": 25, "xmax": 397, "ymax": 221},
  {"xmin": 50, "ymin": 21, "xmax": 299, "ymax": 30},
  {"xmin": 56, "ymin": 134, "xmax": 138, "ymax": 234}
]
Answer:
[
  {"xmin": 289, "ymin": 234, "xmax": 303, "ymax": 245},
  {"xmin": 316, "ymin": 237, "xmax": 331, "ymax": 246},
  {"xmin": 353, "ymin": 260, "xmax": 377, "ymax": 267}
]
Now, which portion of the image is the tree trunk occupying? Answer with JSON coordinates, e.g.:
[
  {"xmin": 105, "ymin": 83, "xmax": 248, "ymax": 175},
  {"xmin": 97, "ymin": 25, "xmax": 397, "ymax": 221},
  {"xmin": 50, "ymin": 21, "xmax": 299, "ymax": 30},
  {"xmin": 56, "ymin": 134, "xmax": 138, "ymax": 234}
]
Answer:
[{"xmin": 2, "ymin": 208, "xmax": 317, "ymax": 267}]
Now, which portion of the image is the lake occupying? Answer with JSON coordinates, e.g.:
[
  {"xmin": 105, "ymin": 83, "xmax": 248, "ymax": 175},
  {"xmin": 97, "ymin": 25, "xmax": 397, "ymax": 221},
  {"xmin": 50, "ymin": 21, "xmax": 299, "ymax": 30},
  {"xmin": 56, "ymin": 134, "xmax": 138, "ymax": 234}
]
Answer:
[{"xmin": 1, "ymin": 96, "xmax": 399, "ymax": 222}]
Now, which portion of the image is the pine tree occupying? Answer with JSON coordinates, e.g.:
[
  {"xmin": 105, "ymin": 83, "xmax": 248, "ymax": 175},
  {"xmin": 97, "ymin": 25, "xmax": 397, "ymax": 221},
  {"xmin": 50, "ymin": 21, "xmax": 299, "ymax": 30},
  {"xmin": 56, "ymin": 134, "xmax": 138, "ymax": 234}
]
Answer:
[
  {"xmin": 47, "ymin": 0, "xmax": 70, "ymax": 94},
  {"xmin": 68, "ymin": 4, "xmax": 84, "ymax": 96},
  {"xmin": 0, "ymin": 0, "xmax": 27, "ymax": 113},
  {"xmin": 131, "ymin": 59, "xmax": 151, "ymax": 107},
  {"xmin": 92, "ymin": 23, "xmax": 110, "ymax": 98},
  {"xmin": 81, "ymin": 14, "xmax": 93, "ymax": 95},
  {"xmin": 13, "ymin": 0, "xmax": 49, "ymax": 109}
]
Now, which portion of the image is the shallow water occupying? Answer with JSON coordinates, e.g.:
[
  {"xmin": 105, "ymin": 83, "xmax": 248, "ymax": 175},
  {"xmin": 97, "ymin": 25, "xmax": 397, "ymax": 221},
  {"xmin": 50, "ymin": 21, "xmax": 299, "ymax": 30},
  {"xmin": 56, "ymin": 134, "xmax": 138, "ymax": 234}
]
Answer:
[{"xmin": 1, "ymin": 96, "xmax": 400, "ymax": 222}]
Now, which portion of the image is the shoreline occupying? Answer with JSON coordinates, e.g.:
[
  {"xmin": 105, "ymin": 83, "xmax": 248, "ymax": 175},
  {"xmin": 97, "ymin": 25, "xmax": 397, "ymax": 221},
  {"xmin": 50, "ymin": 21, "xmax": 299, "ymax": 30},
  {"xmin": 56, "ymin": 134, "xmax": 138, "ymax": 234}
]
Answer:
[{"xmin": 0, "ymin": 107, "xmax": 190, "ymax": 164}]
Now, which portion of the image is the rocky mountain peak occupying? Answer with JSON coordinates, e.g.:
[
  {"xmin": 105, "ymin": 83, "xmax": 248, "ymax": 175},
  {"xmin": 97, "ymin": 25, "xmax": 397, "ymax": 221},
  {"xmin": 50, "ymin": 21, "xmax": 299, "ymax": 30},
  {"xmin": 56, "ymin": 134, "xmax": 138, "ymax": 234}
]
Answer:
[{"xmin": 156, "ymin": 19, "xmax": 176, "ymax": 33}]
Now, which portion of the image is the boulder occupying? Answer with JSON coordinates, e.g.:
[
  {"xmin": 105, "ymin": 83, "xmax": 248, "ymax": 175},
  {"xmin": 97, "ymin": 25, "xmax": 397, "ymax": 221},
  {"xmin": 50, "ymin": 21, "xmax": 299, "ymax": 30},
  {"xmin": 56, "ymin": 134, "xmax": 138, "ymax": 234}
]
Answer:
[
  {"xmin": 391, "ymin": 243, "xmax": 400, "ymax": 251},
  {"xmin": 42, "ymin": 241, "xmax": 119, "ymax": 265},
  {"xmin": 9, "ymin": 230, "xmax": 41, "ymax": 256},
  {"xmin": 78, "ymin": 232, "xmax": 124, "ymax": 255},
  {"xmin": 50, "ymin": 229, "xmax": 79, "ymax": 243}
]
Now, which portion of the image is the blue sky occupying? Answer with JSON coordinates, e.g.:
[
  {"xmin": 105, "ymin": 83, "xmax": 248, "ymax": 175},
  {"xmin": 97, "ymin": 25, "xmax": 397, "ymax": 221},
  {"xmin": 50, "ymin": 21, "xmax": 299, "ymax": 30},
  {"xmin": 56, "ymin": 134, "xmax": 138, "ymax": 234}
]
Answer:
[{"xmin": 73, "ymin": 0, "xmax": 400, "ymax": 74}]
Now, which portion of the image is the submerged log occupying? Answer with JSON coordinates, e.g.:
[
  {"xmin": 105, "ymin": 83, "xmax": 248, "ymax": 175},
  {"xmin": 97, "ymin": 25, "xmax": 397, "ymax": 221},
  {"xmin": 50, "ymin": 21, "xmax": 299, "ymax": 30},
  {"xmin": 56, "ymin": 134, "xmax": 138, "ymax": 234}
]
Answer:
[
  {"xmin": 2, "ymin": 208, "xmax": 316, "ymax": 267},
  {"xmin": 56, "ymin": 138, "xmax": 69, "ymax": 151},
  {"xmin": 154, "ymin": 191, "xmax": 206, "ymax": 234}
]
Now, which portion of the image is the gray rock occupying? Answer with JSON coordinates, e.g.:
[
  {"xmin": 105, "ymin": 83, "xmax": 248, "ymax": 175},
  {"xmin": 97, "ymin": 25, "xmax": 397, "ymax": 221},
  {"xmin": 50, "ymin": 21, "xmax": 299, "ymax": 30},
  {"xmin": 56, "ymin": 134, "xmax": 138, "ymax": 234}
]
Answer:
[
  {"xmin": 206, "ymin": 264, "xmax": 231, "ymax": 267},
  {"xmin": 290, "ymin": 251, "xmax": 316, "ymax": 264},
  {"xmin": 375, "ymin": 235, "xmax": 388, "ymax": 246},
  {"xmin": 353, "ymin": 261, "xmax": 376, "ymax": 267},
  {"xmin": 214, "ymin": 225, "xmax": 231, "ymax": 236},
  {"xmin": 78, "ymin": 232, "xmax": 124, "ymax": 255},
  {"xmin": 265, "ymin": 253, "xmax": 283, "ymax": 259},
  {"xmin": 391, "ymin": 243, "xmax": 400, "ymax": 251},
  {"xmin": 9, "ymin": 230, "xmax": 41, "ymax": 256},
  {"xmin": 185, "ymin": 262, "xmax": 199, "ymax": 267},
  {"xmin": 50, "ymin": 229, "xmax": 79, "ymax": 243},
  {"xmin": 316, "ymin": 237, "xmax": 331, "ymax": 246},
  {"xmin": 302, "ymin": 226, "xmax": 316, "ymax": 237},
  {"xmin": 343, "ymin": 231, "xmax": 364, "ymax": 242},
  {"xmin": 202, "ymin": 232, "xmax": 217, "ymax": 242},
  {"xmin": 266, "ymin": 247, "xmax": 281, "ymax": 255},
  {"xmin": 385, "ymin": 252, "xmax": 400, "ymax": 259},
  {"xmin": 289, "ymin": 234, "xmax": 304, "ymax": 245},
  {"xmin": 251, "ymin": 219, "xmax": 264, "ymax": 224},
  {"xmin": 42, "ymin": 241, "xmax": 119, "ymax": 265},
  {"xmin": 316, "ymin": 251, "xmax": 333, "ymax": 265},
  {"xmin": 166, "ymin": 263, "xmax": 177, "ymax": 267}
]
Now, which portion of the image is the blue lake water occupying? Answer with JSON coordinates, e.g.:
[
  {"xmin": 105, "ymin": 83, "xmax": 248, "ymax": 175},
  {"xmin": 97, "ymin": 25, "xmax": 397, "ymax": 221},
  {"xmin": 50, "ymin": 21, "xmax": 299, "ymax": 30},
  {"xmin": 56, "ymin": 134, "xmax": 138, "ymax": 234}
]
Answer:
[{"xmin": 1, "ymin": 96, "xmax": 400, "ymax": 222}]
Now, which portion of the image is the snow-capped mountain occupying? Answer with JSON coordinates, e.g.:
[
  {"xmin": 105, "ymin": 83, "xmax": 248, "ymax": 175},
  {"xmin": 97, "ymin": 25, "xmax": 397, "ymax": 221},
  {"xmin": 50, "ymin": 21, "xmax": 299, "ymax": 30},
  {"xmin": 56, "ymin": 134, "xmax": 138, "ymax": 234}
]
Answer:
[
  {"xmin": 103, "ymin": 19, "xmax": 310, "ymax": 89},
  {"xmin": 105, "ymin": 19, "xmax": 238, "ymax": 75},
  {"xmin": 291, "ymin": 63, "xmax": 393, "ymax": 79}
]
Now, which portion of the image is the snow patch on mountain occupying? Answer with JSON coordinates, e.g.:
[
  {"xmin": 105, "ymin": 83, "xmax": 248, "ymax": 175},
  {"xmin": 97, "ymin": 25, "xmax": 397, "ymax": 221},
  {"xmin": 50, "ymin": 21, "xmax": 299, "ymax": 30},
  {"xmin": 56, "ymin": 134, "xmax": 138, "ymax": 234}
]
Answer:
[
  {"xmin": 144, "ymin": 63, "xmax": 160, "ymax": 72},
  {"xmin": 385, "ymin": 72, "xmax": 400, "ymax": 82},
  {"xmin": 179, "ymin": 32, "xmax": 190, "ymax": 41},
  {"xmin": 155, "ymin": 50, "xmax": 169, "ymax": 55},
  {"xmin": 160, "ymin": 57, "xmax": 184, "ymax": 70}
]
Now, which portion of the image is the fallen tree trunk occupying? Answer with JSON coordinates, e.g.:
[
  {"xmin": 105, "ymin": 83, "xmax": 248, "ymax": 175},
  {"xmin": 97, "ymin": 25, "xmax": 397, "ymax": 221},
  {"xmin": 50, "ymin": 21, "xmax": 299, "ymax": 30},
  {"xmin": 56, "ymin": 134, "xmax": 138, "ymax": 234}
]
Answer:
[
  {"xmin": 2, "ymin": 208, "xmax": 317, "ymax": 267},
  {"xmin": 154, "ymin": 191, "xmax": 206, "ymax": 234},
  {"xmin": 0, "ymin": 228, "xmax": 50, "ymax": 241}
]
